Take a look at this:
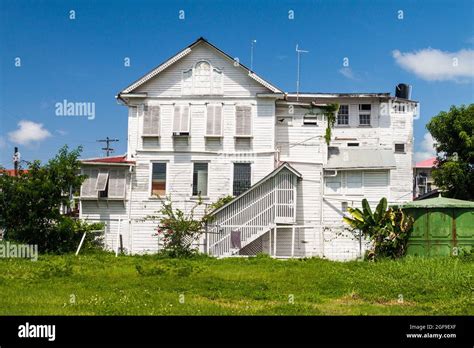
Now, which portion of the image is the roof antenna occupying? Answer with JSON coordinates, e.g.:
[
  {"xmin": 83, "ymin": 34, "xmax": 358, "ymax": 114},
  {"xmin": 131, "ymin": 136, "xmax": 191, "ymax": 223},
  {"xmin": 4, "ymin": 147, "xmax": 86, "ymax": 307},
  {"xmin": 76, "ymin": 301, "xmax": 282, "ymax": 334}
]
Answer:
[
  {"xmin": 296, "ymin": 44, "xmax": 309, "ymax": 101},
  {"xmin": 250, "ymin": 39, "xmax": 257, "ymax": 71},
  {"xmin": 97, "ymin": 137, "xmax": 119, "ymax": 157}
]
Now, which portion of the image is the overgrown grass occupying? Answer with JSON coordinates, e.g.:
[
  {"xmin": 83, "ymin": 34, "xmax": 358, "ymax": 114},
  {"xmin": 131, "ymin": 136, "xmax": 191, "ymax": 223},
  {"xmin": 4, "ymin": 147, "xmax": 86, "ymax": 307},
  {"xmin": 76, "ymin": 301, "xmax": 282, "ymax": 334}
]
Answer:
[{"xmin": 0, "ymin": 252, "xmax": 472, "ymax": 315}]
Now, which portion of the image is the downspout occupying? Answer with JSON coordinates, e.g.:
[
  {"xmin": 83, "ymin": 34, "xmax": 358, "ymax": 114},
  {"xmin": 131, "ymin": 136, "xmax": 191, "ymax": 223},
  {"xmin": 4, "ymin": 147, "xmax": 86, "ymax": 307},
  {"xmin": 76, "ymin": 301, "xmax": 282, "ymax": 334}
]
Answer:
[
  {"xmin": 128, "ymin": 165, "xmax": 133, "ymax": 254},
  {"xmin": 319, "ymin": 167, "xmax": 325, "ymax": 258}
]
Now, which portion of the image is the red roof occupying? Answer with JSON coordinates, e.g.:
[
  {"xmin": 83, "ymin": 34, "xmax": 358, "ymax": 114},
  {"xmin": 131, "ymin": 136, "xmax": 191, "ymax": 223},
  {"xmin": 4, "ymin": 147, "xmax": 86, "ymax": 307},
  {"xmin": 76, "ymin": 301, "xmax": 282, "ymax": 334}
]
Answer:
[
  {"xmin": 415, "ymin": 157, "xmax": 437, "ymax": 168},
  {"xmin": 0, "ymin": 169, "xmax": 29, "ymax": 176},
  {"xmin": 81, "ymin": 155, "xmax": 135, "ymax": 164}
]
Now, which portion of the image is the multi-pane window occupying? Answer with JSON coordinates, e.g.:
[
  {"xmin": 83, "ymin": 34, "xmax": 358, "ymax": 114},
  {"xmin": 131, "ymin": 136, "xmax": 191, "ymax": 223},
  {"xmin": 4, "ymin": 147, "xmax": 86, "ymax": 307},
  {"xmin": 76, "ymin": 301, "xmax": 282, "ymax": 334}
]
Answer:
[
  {"xmin": 206, "ymin": 104, "xmax": 223, "ymax": 136},
  {"xmin": 394, "ymin": 143, "xmax": 405, "ymax": 153},
  {"xmin": 142, "ymin": 105, "xmax": 160, "ymax": 136},
  {"xmin": 235, "ymin": 106, "xmax": 252, "ymax": 136},
  {"xmin": 233, "ymin": 163, "xmax": 251, "ymax": 196},
  {"xmin": 151, "ymin": 163, "xmax": 167, "ymax": 197},
  {"xmin": 192, "ymin": 163, "xmax": 208, "ymax": 196},
  {"xmin": 337, "ymin": 105, "xmax": 349, "ymax": 125},
  {"xmin": 359, "ymin": 104, "xmax": 371, "ymax": 126},
  {"xmin": 346, "ymin": 171, "xmax": 363, "ymax": 195},
  {"xmin": 173, "ymin": 105, "xmax": 190, "ymax": 136}
]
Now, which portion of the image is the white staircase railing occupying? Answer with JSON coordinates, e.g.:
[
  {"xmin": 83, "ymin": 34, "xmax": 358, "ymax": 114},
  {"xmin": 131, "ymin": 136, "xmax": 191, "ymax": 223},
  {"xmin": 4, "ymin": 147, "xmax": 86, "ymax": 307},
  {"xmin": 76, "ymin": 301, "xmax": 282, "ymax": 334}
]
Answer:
[{"xmin": 207, "ymin": 165, "xmax": 299, "ymax": 257}]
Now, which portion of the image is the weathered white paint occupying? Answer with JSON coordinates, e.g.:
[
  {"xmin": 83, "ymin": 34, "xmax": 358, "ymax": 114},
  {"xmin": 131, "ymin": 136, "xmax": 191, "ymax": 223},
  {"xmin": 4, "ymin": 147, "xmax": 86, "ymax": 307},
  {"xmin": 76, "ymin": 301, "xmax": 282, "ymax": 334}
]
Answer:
[{"xmin": 80, "ymin": 39, "xmax": 415, "ymax": 261}]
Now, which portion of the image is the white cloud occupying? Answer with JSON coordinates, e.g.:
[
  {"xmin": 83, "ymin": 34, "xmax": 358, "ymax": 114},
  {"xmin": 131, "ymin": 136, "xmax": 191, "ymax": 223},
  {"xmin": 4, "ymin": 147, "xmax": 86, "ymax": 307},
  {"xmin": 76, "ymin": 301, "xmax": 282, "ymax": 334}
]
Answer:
[
  {"xmin": 392, "ymin": 48, "xmax": 474, "ymax": 82},
  {"xmin": 56, "ymin": 129, "xmax": 68, "ymax": 136},
  {"xmin": 8, "ymin": 120, "xmax": 52, "ymax": 145},
  {"xmin": 414, "ymin": 132, "xmax": 437, "ymax": 162},
  {"xmin": 338, "ymin": 67, "xmax": 358, "ymax": 80}
]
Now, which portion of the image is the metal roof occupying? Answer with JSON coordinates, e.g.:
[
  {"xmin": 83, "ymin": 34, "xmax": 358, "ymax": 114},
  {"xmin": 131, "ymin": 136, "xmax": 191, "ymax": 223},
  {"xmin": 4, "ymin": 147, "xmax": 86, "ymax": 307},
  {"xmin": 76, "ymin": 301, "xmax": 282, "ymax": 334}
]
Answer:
[
  {"xmin": 325, "ymin": 148, "xmax": 396, "ymax": 170},
  {"xmin": 415, "ymin": 157, "xmax": 437, "ymax": 168},
  {"xmin": 81, "ymin": 155, "xmax": 135, "ymax": 166},
  {"xmin": 395, "ymin": 196, "xmax": 474, "ymax": 209}
]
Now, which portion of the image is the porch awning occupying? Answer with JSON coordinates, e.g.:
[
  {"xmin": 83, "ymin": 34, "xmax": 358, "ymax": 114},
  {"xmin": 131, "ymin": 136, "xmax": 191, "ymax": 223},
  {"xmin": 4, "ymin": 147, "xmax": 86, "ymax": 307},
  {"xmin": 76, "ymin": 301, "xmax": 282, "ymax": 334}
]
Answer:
[{"xmin": 325, "ymin": 148, "xmax": 396, "ymax": 170}]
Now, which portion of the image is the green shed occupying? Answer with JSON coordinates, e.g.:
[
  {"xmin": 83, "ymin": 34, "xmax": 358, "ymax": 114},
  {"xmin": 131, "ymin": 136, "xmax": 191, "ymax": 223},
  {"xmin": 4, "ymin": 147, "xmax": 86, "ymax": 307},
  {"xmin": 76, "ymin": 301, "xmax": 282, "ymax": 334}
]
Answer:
[{"xmin": 396, "ymin": 197, "xmax": 474, "ymax": 257}]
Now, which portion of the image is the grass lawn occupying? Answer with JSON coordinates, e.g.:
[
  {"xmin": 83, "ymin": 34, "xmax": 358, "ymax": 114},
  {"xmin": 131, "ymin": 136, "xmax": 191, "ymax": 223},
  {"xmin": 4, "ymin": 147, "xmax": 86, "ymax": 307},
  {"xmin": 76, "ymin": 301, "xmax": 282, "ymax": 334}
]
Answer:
[{"xmin": 0, "ymin": 253, "xmax": 472, "ymax": 315}]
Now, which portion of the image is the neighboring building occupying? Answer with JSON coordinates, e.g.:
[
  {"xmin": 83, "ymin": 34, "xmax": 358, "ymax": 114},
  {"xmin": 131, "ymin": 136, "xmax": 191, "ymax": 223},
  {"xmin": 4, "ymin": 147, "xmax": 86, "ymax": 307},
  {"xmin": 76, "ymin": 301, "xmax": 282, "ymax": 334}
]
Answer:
[
  {"xmin": 413, "ymin": 157, "xmax": 438, "ymax": 199},
  {"xmin": 79, "ymin": 37, "xmax": 417, "ymax": 260}
]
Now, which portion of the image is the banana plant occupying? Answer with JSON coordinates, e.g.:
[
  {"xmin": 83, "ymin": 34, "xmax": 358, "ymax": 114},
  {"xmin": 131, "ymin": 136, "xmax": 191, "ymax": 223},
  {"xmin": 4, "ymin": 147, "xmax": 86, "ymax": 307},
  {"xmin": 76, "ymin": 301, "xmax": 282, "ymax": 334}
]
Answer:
[{"xmin": 343, "ymin": 197, "xmax": 414, "ymax": 259}]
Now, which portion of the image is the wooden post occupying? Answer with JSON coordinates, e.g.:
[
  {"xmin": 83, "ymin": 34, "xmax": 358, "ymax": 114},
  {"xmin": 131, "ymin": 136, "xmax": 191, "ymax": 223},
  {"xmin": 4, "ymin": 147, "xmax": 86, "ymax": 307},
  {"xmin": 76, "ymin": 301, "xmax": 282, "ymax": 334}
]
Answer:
[
  {"xmin": 115, "ymin": 218, "xmax": 121, "ymax": 257},
  {"xmin": 269, "ymin": 227, "xmax": 272, "ymax": 256},
  {"xmin": 291, "ymin": 226, "xmax": 295, "ymax": 258},
  {"xmin": 273, "ymin": 226, "xmax": 277, "ymax": 257},
  {"xmin": 75, "ymin": 232, "xmax": 87, "ymax": 256}
]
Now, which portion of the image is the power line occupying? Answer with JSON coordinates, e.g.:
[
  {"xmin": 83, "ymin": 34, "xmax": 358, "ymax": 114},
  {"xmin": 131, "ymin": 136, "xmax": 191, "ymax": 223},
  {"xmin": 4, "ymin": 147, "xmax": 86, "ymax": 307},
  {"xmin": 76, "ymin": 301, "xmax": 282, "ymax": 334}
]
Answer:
[{"xmin": 96, "ymin": 137, "xmax": 119, "ymax": 157}]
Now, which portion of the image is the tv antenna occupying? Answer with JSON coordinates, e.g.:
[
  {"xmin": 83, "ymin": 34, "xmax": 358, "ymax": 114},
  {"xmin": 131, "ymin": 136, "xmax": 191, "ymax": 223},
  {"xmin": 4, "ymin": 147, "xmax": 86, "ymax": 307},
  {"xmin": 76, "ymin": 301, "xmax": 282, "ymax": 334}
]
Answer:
[
  {"xmin": 97, "ymin": 137, "xmax": 119, "ymax": 157},
  {"xmin": 296, "ymin": 44, "xmax": 309, "ymax": 101},
  {"xmin": 250, "ymin": 39, "xmax": 257, "ymax": 71}
]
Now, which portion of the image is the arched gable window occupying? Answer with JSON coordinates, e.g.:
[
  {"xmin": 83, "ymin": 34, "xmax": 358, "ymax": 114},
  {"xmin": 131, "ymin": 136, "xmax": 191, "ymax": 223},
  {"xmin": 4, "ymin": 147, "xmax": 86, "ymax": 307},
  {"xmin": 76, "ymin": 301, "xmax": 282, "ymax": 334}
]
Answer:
[{"xmin": 182, "ymin": 61, "xmax": 223, "ymax": 95}]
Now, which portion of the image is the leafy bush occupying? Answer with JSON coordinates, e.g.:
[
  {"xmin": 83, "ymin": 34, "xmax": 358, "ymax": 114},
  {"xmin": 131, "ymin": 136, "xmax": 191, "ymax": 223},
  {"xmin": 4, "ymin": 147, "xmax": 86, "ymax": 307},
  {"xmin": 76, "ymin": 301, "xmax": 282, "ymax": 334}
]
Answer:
[
  {"xmin": 343, "ymin": 198, "xmax": 414, "ymax": 260},
  {"xmin": 0, "ymin": 146, "xmax": 100, "ymax": 253}
]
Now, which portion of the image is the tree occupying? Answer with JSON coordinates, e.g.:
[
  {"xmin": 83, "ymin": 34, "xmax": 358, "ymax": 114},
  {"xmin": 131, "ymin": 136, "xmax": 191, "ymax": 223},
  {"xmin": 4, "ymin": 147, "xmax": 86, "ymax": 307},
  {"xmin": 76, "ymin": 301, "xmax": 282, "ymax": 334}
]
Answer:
[
  {"xmin": 343, "ymin": 198, "xmax": 414, "ymax": 260},
  {"xmin": 426, "ymin": 104, "xmax": 474, "ymax": 200},
  {"xmin": 0, "ymin": 145, "xmax": 103, "ymax": 253}
]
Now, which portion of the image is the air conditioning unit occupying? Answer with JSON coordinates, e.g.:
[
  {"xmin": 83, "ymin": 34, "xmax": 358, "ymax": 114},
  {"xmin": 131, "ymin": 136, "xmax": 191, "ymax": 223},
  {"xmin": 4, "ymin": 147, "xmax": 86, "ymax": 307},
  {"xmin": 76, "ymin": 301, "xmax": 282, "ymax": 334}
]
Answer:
[{"xmin": 173, "ymin": 132, "xmax": 190, "ymax": 137}]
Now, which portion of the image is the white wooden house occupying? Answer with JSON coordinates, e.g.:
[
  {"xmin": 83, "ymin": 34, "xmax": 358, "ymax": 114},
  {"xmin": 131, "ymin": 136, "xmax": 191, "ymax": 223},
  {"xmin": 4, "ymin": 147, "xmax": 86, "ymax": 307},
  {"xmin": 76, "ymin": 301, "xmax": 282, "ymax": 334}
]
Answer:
[{"xmin": 79, "ymin": 37, "xmax": 417, "ymax": 260}]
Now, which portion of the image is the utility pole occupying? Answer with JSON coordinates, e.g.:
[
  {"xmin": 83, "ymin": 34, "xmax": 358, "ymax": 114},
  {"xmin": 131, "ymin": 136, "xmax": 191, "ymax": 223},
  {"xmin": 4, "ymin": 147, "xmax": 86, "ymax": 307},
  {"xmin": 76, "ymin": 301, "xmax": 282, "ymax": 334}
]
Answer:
[
  {"xmin": 97, "ymin": 137, "xmax": 119, "ymax": 157},
  {"xmin": 13, "ymin": 147, "xmax": 20, "ymax": 176},
  {"xmin": 250, "ymin": 39, "xmax": 257, "ymax": 71},
  {"xmin": 296, "ymin": 44, "xmax": 309, "ymax": 101}
]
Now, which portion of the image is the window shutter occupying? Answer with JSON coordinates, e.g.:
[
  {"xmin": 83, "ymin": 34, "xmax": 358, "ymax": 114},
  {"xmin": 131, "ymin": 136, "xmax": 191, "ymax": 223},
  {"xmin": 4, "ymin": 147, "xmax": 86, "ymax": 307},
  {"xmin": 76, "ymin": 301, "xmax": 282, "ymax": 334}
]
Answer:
[
  {"xmin": 108, "ymin": 169, "xmax": 126, "ymax": 199},
  {"xmin": 206, "ymin": 105, "xmax": 215, "ymax": 135},
  {"xmin": 214, "ymin": 105, "xmax": 222, "ymax": 135},
  {"xmin": 81, "ymin": 168, "xmax": 99, "ymax": 198},
  {"xmin": 150, "ymin": 106, "xmax": 160, "ymax": 135},
  {"xmin": 206, "ymin": 105, "xmax": 223, "ymax": 136},
  {"xmin": 142, "ymin": 106, "xmax": 150, "ymax": 135},
  {"xmin": 236, "ymin": 106, "xmax": 251, "ymax": 136},
  {"xmin": 173, "ymin": 106, "xmax": 181, "ymax": 132},
  {"xmin": 95, "ymin": 171, "xmax": 109, "ymax": 191},
  {"xmin": 181, "ymin": 106, "xmax": 190, "ymax": 132}
]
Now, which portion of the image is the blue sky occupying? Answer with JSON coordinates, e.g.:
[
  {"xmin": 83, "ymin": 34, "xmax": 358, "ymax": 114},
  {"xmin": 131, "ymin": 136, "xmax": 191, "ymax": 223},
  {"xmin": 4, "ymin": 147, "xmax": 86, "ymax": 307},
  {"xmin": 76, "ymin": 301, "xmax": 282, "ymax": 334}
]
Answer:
[{"xmin": 1, "ymin": 0, "xmax": 473, "ymax": 167}]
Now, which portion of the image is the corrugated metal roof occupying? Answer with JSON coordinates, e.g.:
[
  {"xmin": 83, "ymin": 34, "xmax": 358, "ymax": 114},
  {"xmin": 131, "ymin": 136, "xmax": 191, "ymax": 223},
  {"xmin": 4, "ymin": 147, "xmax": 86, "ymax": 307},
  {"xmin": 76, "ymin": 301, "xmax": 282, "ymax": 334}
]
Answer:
[
  {"xmin": 325, "ymin": 148, "xmax": 396, "ymax": 170},
  {"xmin": 396, "ymin": 197, "xmax": 474, "ymax": 209},
  {"xmin": 81, "ymin": 155, "xmax": 135, "ymax": 165},
  {"xmin": 415, "ymin": 157, "xmax": 437, "ymax": 168}
]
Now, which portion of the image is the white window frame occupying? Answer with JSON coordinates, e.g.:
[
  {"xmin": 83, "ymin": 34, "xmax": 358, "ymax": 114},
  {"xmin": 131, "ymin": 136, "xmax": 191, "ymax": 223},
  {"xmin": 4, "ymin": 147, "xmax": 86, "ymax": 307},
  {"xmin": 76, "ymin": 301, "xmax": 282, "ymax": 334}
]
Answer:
[
  {"xmin": 149, "ymin": 161, "xmax": 168, "ymax": 198},
  {"xmin": 95, "ymin": 171, "xmax": 109, "ymax": 192},
  {"xmin": 336, "ymin": 104, "xmax": 349, "ymax": 126},
  {"xmin": 358, "ymin": 104, "xmax": 372, "ymax": 127},
  {"xmin": 107, "ymin": 169, "xmax": 127, "ymax": 199},
  {"xmin": 324, "ymin": 173, "xmax": 342, "ymax": 195},
  {"xmin": 205, "ymin": 103, "xmax": 223, "ymax": 137},
  {"xmin": 345, "ymin": 171, "xmax": 363, "ymax": 195},
  {"xmin": 231, "ymin": 162, "xmax": 253, "ymax": 196},
  {"xmin": 191, "ymin": 161, "xmax": 210, "ymax": 197},
  {"xmin": 234, "ymin": 105, "xmax": 253, "ymax": 137}
]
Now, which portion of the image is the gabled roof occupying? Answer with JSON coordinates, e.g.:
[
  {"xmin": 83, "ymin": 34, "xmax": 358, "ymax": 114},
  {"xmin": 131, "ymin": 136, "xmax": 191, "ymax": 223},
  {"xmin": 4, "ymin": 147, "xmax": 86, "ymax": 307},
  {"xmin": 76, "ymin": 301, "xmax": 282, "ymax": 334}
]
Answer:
[
  {"xmin": 81, "ymin": 154, "xmax": 135, "ymax": 166},
  {"xmin": 396, "ymin": 196, "xmax": 474, "ymax": 209},
  {"xmin": 415, "ymin": 157, "xmax": 437, "ymax": 168},
  {"xmin": 117, "ymin": 37, "xmax": 282, "ymax": 98}
]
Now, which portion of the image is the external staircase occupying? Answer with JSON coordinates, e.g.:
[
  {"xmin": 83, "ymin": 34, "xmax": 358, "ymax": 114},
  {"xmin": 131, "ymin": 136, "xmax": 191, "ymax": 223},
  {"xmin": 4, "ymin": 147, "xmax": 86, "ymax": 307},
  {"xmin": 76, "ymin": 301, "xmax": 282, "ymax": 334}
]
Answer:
[{"xmin": 207, "ymin": 163, "xmax": 301, "ymax": 257}]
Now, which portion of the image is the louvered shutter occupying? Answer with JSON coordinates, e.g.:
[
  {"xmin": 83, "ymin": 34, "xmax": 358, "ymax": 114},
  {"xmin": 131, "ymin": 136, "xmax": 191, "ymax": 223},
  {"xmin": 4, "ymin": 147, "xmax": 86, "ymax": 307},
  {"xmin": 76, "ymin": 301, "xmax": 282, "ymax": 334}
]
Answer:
[
  {"xmin": 173, "ymin": 106, "xmax": 181, "ymax": 132},
  {"xmin": 142, "ymin": 105, "xmax": 152, "ymax": 135},
  {"xmin": 181, "ymin": 106, "xmax": 190, "ymax": 132},
  {"xmin": 81, "ymin": 168, "xmax": 99, "ymax": 198},
  {"xmin": 108, "ymin": 169, "xmax": 126, "ymax": 199},
  {"xmin": 150, "ymin": 106, "xmax": 160, "ymax": 135},
  {"xmin": 206, "ymin": 105, "xmax": 215, "ymax": 135},
  {"xmin": 96, "ymin": 171, "xmax": 109, "ymax": 191},
  {"xmin": 235, "ymin": 106, "xmax": 251, "ymax": 136},
  {"xmin": 214, "ymin": 105, "xmax": 222, "ymax": 135}
]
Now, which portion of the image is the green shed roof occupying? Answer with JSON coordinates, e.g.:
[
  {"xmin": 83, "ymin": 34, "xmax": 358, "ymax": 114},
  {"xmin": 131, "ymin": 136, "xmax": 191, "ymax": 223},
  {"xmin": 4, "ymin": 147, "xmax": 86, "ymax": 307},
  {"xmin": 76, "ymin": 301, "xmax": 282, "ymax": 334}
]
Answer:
[{"xmin": 395, "ymin": 197, "xmax": 474, "ymax": 209}]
